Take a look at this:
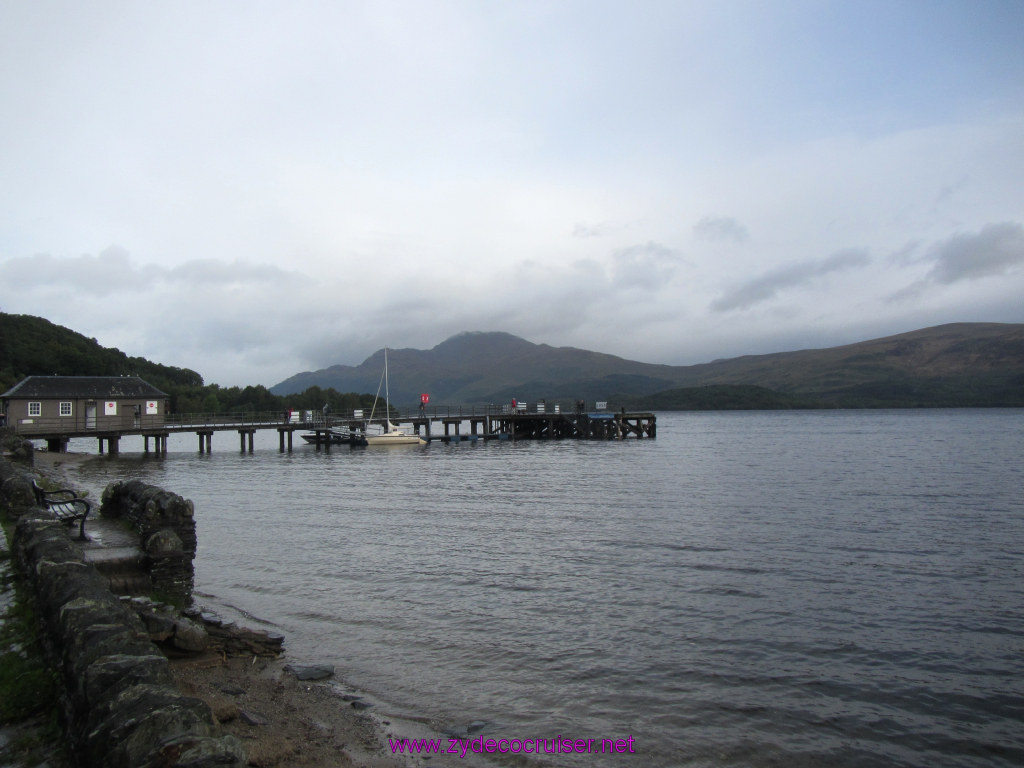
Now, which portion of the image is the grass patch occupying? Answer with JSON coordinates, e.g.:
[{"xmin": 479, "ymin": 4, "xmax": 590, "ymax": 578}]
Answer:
[
  {"xmin": 0, "ymin": 512, "xmax": 69, "ymax": 766},
  {"xmin": 0, "ymin": 604, "xmax": 57, "ymax": 723},
  {"xmin": 0, "ymin": 488, "xmax": 78, "ymax": 767},
  {"xmin": 0, "ymin": 513, "xmax": 58, "ymax": 723}
]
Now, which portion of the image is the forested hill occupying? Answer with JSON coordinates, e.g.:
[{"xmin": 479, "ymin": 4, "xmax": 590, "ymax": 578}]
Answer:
[{"xmin": 0, "ymin": 313, "xmax": 202, "ymax": 394}]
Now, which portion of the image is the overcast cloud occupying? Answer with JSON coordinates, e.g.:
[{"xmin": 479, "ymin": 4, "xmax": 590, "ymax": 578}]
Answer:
[
  {"xmin": 712, "ymin": 249, "xmax": 871, "ymax": 312},
  {"xmin": 2, "ymin": 0, "xmax": 1022, "ymax": 386}
]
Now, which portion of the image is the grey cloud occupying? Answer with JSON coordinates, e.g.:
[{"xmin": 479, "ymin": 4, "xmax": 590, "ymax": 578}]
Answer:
[
  {"xmin": 611, "ymin": 241, "xmax": 684, "ymax": 290},
  {"xmin": 1, "ymin": 249, "xmax": 298, "ymax": 295},
  {"xmin": 573, "ymin": 222, "xmax": 606, "ymax": 238},
  {"xmin": 887, "ymin": 240, "xmax": 924, "ymax": 267},
  {"xmin": 0, "ymin": 246, "xmax": 159, "ymax": 295},
  {"xmin": 693, "ymin": 216, "xmax": 749, "ymax": 243},
  {"xmin": 712, "ymin": 248, "xmax": 870, "ymax": 312},
  {"xmin": 884, "ymin": 281, "xmax": 926, "ymax": 304},
  {"xmin": 932, "ymin": 175, "xmax": 970, "ymax": 208},
  {"xmin": 885, "ymin": 222, "xmax": 1024, "ymax": 304},
  {"xmin": 165, "ymin": 259, "xmax": 298, "ymax": 285},
  {"xmin": 153, "ymin": 316, "xmax": 259, "ymax": 358},
  {"xmin": 925, "ymin": 221, "xmax": 1024, "ymax": 284}
]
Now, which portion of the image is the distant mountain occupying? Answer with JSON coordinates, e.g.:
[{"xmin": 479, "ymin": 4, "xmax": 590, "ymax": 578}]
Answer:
[
  {"xmin": 270, "ymin": 323, "xmax": 1024, "ymax": 408},
  {"xmin": 270, "ymin": 331, "xmax": 684, "ymax": 406}
]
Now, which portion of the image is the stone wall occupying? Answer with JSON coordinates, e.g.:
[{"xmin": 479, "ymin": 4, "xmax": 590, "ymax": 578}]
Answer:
[
  {"xmin": 0, "ymin": 445, "xmax": 36, "ymax": 506},
  {"xmin": 0, "ymin": 427, "xmax": 35, "ymax": 466},
  {"xmin": 0, "ymin": 458, "xmax": 247, "ymax": 767},
  {"xmin": 100, "ymin": 479, "xmax": 198, "ymax": 604}
]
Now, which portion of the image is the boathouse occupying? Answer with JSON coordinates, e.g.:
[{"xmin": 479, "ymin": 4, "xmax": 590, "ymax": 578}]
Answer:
[{"xmin": 1, "ymin": 375, "xmax": 170, "ymax": 447}]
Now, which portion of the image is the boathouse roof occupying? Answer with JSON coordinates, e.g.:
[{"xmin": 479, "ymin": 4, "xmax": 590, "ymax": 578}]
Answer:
[{"xmin": 1, "ymin": 376, "xmax": 169, "ymax": 400}]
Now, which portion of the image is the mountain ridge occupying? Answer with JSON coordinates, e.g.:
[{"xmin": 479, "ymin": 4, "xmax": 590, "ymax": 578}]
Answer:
[{"xmin": 269, "ymin": 322, "xmax": 1024, "ymax": 408}]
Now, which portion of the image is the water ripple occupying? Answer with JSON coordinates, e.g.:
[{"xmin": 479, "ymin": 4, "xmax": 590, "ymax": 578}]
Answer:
[{"xmin": 64, "ymin": 409, "xmax": 1024, "ymax": 767}]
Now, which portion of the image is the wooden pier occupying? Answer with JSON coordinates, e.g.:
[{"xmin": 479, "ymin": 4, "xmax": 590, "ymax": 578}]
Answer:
[
  {"xmin": 14, "ymin": 405, "xmax": 655, "ymax": 454},
  {"xmin": 489, "ymin": 410, "xmax": 655, "ymax": 441},
  {"xmin": 306, "ymin": 408, "xmax": 656, "ymax": 448}
]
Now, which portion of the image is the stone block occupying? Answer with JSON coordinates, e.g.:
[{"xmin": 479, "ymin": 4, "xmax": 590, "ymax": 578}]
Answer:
[
  {"xmin": 84, "ymin": 654, "xmax": 173, "ymax": 709},
  {"xmin": 171, "ymin": 617, "xmax": 209, "ymax": 653}
]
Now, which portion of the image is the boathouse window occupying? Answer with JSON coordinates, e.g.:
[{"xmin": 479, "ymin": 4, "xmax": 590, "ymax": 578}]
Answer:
[
  {"xmin": 28, "ymin": 402, "xmax": 41, "ymax": 417},
  {"xmin": 60, "ymin": 401, "xmax": 73, "ymax": 416}
]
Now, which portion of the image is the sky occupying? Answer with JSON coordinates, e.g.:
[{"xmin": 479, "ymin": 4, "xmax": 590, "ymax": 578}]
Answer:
[{"xmin": 2, "ymin": 0, "xmax": 1022, "ymax": 387}]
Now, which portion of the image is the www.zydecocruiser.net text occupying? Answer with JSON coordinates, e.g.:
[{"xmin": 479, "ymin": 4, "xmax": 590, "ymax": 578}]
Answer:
[{"xmin": 390, "ymin": 735, "xmax": 636, "ymax": 758}]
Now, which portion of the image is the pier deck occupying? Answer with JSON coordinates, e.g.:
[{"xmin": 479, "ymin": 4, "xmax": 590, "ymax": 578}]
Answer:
[
  {"xmin": 12, "ymin": 405, "xmax": 655, "ymax": 454},
  {"xmin": 307, "ymin": 410, "xmax": 655, "ymax": 446}
]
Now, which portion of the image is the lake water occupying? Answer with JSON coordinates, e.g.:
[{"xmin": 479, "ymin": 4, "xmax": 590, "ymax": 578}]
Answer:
[{"xmin": 59, "ymin": 410, "xmax": 1024, "ymax": 767}]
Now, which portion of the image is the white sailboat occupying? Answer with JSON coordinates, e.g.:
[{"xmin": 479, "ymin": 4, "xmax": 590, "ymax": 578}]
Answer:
[{"xmin": 364, "ymin": 347, "xmax": 426, "ymax": 446}]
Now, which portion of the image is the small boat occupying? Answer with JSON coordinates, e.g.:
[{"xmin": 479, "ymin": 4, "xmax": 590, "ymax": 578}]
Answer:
[
  {"xmin": 364, "ymin": 347, "xmax": 425, "ymax": 446},
  {"xmin": 301, "ymin": 428, "xmax": 364, "ymax": 446},
  {"xmin": 364, "ymin": 424, "xmax": 422, "ymax": 445}
]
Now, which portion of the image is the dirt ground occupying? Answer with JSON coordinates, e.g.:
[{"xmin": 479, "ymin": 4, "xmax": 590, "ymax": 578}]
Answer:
[{"xmin": 169, "ymin": 653, "xmax": 425, "ymax": 768}]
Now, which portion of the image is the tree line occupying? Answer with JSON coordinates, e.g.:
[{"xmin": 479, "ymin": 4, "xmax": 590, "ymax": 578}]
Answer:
[{"xmin": 171, "ymin": 383, "xmax": 378, "ymax": 416}]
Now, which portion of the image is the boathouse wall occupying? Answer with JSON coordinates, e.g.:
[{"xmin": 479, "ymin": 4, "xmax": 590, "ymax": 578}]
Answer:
[{"xmin": 1, "ymin": 375, "xmax": 170, "ymax": 437}]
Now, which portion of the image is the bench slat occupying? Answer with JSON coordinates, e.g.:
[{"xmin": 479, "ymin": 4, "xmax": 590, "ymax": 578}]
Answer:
[{"xmin": 31, "ymin": 480, "xmax": 91, "ymax": 540}]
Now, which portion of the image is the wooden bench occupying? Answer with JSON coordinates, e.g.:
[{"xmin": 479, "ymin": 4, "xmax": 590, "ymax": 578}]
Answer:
[{"xmin": 31, "ymin": 480, "xmax": 91, "ymax": 540}]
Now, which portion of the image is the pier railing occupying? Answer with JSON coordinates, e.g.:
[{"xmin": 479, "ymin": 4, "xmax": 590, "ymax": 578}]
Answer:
[
  {"xmin": 6, "ymin": 402, "xmax": 639, "ymax": 437},
  {"xmin": 325, "ymin": 401, "xmax": 632, "ymax": 423}
]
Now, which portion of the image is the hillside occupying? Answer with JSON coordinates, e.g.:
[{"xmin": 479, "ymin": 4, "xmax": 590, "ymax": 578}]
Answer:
[
  {"xmin": 650, "ymin": 322, "xmax": 1024, "ymax": 407},
  {"xmin": 622, "ymin": 385, "xmax": 823, "ymax": 411},
  {"xmin": 271, "ymin": 323, "xmax": 1024, "ymax": 408},
  {"xmin": 0, "ymin": 313, "xmax": 203, "ymax": 395}
]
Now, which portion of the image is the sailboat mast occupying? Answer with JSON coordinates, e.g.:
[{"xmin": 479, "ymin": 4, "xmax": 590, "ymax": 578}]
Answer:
[{"xmin": 384, "ymin": 347, "xmax": 390, "ymax": 425}]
